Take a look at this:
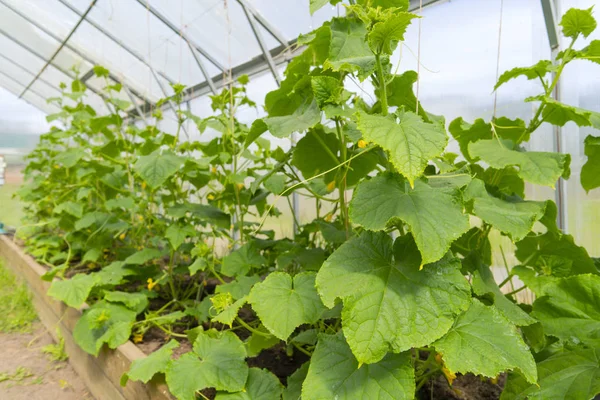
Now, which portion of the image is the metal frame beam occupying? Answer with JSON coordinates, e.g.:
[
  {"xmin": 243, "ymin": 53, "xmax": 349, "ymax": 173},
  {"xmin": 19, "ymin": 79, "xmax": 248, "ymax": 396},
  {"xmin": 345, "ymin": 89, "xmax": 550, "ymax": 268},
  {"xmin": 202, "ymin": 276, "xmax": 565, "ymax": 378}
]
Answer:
[
  {"xmin": 0, "ymin": 80, "xmax": 55, "ymax": 114},
  {"xmin": 241, "ymin": 2, "xmax": 282, "ymax": 85},
  {"xmin": 0, "ymin": 52, "xmax": 63, "ymax": 96},
  {"xmin": 56, "ymin": 0, "xmax": 176, "ymax": 87},
  {"xmin": 19, "ymin": 0, "xmax": 96, "ymax": 98},
  {"xmin": 134, "ymin": 0, "xmax": 226, "ymax": 73},
  {"xmin": 236, "ymin": 0, "xmax": 288, "ymax": 46},
  {"xmin": 540, "ymin": 0, "xmax": 560, "ymax": 50},
  {"xmin": 540, "ymin": 0, "xmax": 566, "ymax": 231},
  {"xmin": 0, "ymin": 27, "xmax": 135, "ymax": 117},
  {"xmin": 0, "ymin": 0, "xmax": 152, "ymax": 109},
  {"xmin": 133, "ymin": 41, "xmax": 298, "ymax": 117},
  {"xmin": 0, "ymin": 69, "xmax": 54, "ymax": 106}
]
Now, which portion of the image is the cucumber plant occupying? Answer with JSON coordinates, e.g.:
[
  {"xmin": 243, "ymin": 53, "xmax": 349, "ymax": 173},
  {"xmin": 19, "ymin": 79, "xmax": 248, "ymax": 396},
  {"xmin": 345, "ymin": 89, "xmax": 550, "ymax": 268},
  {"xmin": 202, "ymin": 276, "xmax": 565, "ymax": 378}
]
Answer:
[{"xmin": 16, "ymin": 1, "xmax": 600, "ymax": 399}]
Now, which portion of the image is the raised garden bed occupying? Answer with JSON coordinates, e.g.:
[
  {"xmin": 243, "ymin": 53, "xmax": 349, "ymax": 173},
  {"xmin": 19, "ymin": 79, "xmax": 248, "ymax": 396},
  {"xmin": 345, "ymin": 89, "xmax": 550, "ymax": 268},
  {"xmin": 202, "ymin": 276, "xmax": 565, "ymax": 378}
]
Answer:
[{"xmin": 0, "ymin": 235, "xmax": 172, "ymax": 400}]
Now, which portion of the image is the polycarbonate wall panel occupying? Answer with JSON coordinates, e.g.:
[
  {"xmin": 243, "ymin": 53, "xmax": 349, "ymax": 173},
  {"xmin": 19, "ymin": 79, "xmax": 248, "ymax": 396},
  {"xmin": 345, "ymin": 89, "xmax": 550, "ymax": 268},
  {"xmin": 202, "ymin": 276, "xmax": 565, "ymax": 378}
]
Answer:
[
  {"xmin": 557, "ymin": 0, "xmax": 600, "ymax": 256},
  {"xmin": 399, "ymin": 0, "xmax": 550, "ymax": 122}
]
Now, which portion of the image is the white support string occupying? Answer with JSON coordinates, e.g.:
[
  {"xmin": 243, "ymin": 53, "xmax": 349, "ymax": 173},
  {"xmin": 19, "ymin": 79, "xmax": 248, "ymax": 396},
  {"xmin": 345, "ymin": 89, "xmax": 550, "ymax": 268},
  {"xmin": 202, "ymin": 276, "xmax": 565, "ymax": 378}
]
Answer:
[
  {"xmin": 416, "ymin": 0, "xmax": 423, "ymax": 114},
  {"xmin": 493, "ymin": 0, "xmax": 505, "ymax": 118}
]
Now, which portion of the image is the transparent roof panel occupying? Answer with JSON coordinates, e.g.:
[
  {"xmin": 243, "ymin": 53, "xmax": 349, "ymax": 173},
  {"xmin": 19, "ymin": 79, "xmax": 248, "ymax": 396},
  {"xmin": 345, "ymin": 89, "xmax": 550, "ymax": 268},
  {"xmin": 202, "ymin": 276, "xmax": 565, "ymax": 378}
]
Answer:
[
  {"xmin": 0, "ymin": 57, "xmax": 36, "ymax": 88},
  {"xmin": 63, "ymin": 0, "xmax": 211, "ymax": 86},
  {"xmin": 148, "ymin": 0, "xmax": 278, "ymax": 69},
  {"xmin": 246, "ymin": 0, "xmax": 340, "ymax": 41},
  {"xmin": 0, "ymin": 3, "xmax": 92, "ymax": 76},
  {"xmin": 22, "ymin": 91, "xmax": 61, "ymax": 114},
  {"xmin": 0, "ymin": 0, "xmax": 79, "ymax": 43},
  {"xmin": 85, "ymin": 75, "xmax": 147, "ymax": 110}
]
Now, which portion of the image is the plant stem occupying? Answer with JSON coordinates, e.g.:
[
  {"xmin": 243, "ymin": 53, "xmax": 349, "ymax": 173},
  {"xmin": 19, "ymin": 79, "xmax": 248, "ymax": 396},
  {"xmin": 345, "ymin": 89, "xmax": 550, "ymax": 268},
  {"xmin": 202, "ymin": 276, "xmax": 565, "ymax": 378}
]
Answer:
[
  {"xmin": 506, "ymin": 286, "xmax": 527, "ymax": 296},
  {"xmin": 376, "ymin": 53, "xmax": 388, "ymax": 116},
  {"xmin": 235, "ymin": 317, "xmax": 271, "ymax": 337}
]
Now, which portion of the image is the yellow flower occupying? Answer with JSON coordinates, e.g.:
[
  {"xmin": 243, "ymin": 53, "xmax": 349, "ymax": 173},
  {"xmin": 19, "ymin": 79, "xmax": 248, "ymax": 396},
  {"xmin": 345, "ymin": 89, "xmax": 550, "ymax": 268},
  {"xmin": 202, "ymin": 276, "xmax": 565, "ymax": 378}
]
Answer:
[
  {"xmin": 119, "ymin": 233, "xmax": 126, "ymax": 240},
  {"xmin": 326, "ymin": 181, "xmax": 336, "ymax": 192},
  {"xmin": 237, "ymin": 183, "xmax": 244, "ymax": 190},
  {"xmin": 137, "ymin": 215, "xmax": 144, "ymax": 221},
  {"xmin": 357, "ymin": 139, "xmax": 367, "ymax": 148},
  {"xmin": 147, "ymin": 278, "xmax": 158, "ymax": 291},
  {"xmin": 324, "ymin": 213, "xmax": 333, "ymax": 222},
  {"xmin": 207, "ymin": 193, "xmax": 215, "ymax": 200},
  {"xmin": 133, "ymin": 332, "xmax": 144, "ymax": 343},
  {"xmin": 441, "ymin": 366, "xmax": 456, "ymax": 385},
  {"xmin": 141, "ymin": 182, "xmax": 147, "ymax": 190},
  {"xmin": 435, "ymin": 353, "xmax": 456, "ymax": 385},
  {"xmin": 211, "ymin": 167, "xmax": 217, "ymax": 174},
  {"xmin": 53, "ymin": 164, "xmax": 60, "ymax": 169}
]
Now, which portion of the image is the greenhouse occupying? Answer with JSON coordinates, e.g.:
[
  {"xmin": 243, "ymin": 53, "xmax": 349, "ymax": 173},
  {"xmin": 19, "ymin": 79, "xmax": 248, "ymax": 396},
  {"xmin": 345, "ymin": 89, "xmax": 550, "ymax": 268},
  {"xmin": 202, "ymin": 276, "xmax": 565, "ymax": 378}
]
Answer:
[{"xmin": 0, "ymin": 0, "xmax": 599, "ymax": 399}]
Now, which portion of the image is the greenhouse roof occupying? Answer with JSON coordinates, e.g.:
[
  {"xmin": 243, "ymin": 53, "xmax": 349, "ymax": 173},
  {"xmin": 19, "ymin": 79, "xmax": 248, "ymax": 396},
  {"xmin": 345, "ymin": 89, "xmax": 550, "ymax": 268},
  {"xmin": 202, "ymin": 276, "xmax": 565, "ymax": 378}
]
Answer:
[{"xmin": 0, "ymin": 0, "xmax": 445, "ymax": 117}]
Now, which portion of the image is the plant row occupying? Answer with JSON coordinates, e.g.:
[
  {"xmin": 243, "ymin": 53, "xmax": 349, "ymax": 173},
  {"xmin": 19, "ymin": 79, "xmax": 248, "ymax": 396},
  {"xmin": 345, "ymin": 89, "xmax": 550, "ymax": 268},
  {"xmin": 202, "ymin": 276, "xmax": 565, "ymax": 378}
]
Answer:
[{"xmin": 16, "ymin": 1, "xmax": 600, "ymax": 399}]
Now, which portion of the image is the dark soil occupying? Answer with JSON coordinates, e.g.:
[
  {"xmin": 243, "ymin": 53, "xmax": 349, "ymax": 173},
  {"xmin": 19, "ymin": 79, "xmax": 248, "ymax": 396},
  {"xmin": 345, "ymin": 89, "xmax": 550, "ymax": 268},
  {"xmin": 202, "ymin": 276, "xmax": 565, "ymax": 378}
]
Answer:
[{"xmin": 417, "ymin": 373, "xmax": 506, "ymax": 400}]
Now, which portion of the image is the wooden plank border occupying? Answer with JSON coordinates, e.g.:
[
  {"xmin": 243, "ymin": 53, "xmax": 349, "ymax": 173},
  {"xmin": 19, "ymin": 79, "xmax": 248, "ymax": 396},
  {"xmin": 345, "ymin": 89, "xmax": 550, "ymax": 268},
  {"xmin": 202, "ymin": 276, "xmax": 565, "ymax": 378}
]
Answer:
[{"xmin": 0, "ymin": 236, "xmax": 173, "ymax": 400}]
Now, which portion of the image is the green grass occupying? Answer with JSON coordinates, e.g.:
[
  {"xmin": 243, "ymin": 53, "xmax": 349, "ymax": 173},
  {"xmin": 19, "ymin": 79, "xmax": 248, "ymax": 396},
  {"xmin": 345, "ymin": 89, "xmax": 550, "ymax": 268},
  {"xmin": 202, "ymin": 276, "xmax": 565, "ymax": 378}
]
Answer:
[
  {"xmin": 0, "ymin": 259, "xmax": 37, "ymax": 333},
  {"xmin": 0, "ymin": 182, "xmax": 24, "ymax": 229}
]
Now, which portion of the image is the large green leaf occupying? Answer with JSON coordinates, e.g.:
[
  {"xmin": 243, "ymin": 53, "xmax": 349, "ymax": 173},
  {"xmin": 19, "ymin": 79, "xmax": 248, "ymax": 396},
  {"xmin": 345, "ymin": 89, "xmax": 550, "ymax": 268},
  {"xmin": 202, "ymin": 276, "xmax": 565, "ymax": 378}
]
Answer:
[
  {"xmin": 311, "ymin": 76, "xmax": 343, "ymax": 107},
  {"xmin": 356, "ymin": 110, "xmax": 447, "ymax": 185},
  {"xmin": 221, "ymin": 241, "xmax": 266, "ymax": 277},
  {"xmin": 532, "ymin": 274, "xmax": 600, "ymax": 347},
  {"xmin": 494, "ymin": 60, "xmax": 555, "ymax": 90},
  {"xmin": 216, "ymin": 275, "xmax": 261, "ymax": 300},
  {"xmin": 124, "ymin": 248, "xmax": 165, "ymax": 265},
  {"xmin": 104, "ymin": 291, "xmax": 149, "ymax": 314},
  {"xmin": 325, "ymin": 18, "xmax": 377, "ymax": 79},
  {"xmin": 349, "ymin": 173, "xmax": 469, "ymax": 264},
  {"xmin": 501, "ymin": 348, "xmax": 600, "ymax": 400},
  {"xmin": 166, "ymin": 330, "xmax": 248, "ymax": 400},
  {"xmin": 75, "ymin": 211, "xmax": 111, "ymax": 231},
  {"xmin": 283, "ymin": 363, "xmax": 308, "ymax": 400},
  {"xmin": 301, "ymin": 333, "xmax": 415, "ymax": 400},
  {"xmin": 248, "ymin": 272, "xmax": 326, "ymax": 341},
  {"xmin": 215, "ymin": 368, "xmax": 283, "ymax": 400},
  {"xmin": 263, "ymin": 100, "xmax": 321, "ymax": 138},
  {"xmin": 316, "ymin": 232, "xmax": 471, "ymax": 364},
  {"xmin": 582, "ymin": 135, "xmax": 600, "ymax": 192},
  {"xmin": 578, "ymin": 39, "xmax": 600, "ymax": 65},
  {"xmin": 471, "ymin": 265, "xmax": 536, "ymax": 326},
  {"xmin": 167, "ymin": 203, "xmax": 230, "ymax": 228},
  {"xmin": 464, "ymin": 179, "xmax": 546, "ymax": 241},
  {"xmin": 384, "ymin": 71, "xmax": 427, "ymax": 119},
  {"xmin": 48, "ymin": 274, "xmax": 96, "ymax": 308},
  {"xmin": 515, "ymin": 231, "xmax": 597, "ymax": 275},
  {"xmin": 121, "ymin": 340, "xmax": 179, "ymax": 385},
  {"xmin": 368, "ymin": 12, "xmax": 418, "ymax": 55},
  {"xmin": 165, "ymin": 223, "xmax": 196, "ymax": 250},
  {"xmin": 73, "ymin": 301, "xmax": 136, "ymax": 356},
  {"xmin": 560, "ymin": 7, "xmax": 597, "ymax": 39},
  {"xmin": 309, "ymin": 0, "xmax": 330, "ymax": 15},
  {"xmin": 212, "ymin": 296, "xmax": 248, "ymax": 327},
  {"xmin": 469, "ymin": 139, "xmax": 570, "ymax": 188},
  {"xmin": 292, "ymin": 127, "xmax": 339, "ymax": 183},
  {"xmin": 133, "ymin": 150, "xmax": 185, "ymax": 188},
  {"xmin": 528, "ymin": 96, "xmax": 600, "ymax": 127},
  {"xmin": 54, "ymin": 201, "xmax": 83, "ymax": 218},
  {"xmin": 433, "ymin": 299, "xmax": 537, "ymax": 383}
]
